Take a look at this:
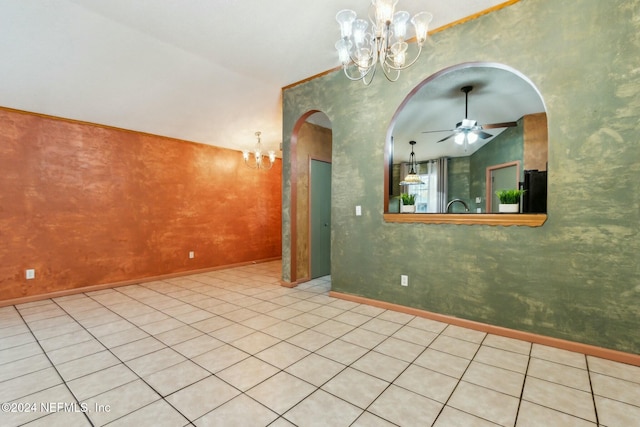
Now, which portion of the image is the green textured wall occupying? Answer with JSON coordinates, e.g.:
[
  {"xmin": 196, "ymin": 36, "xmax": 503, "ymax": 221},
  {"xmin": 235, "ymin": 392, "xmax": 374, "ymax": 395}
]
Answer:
[
  {"xmin": 282, "ymin": 0, "xmax": 640, "ymax": 354},
  {"xmin": 446, "ymin": 157, "xmax": 471, "ymax": 211}
]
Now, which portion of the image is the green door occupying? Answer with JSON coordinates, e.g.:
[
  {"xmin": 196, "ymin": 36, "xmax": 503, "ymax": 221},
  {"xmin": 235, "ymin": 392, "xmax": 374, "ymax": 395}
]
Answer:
[{"xmin": 310, "ymin": 160, "xmax": 331, "ymax": 278}]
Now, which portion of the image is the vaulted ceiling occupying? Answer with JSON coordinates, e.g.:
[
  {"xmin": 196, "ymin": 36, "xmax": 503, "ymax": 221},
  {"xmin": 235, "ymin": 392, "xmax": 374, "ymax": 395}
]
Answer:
[{"xmin": 1, "ymin": 0, "xmax": 512, "ymax": 155}]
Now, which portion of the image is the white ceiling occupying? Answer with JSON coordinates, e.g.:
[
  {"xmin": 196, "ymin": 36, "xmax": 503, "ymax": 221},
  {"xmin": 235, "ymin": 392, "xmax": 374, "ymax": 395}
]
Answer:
[{"xmin": 0, "ymin": 0, "xmax": 512, "ymax": 155}]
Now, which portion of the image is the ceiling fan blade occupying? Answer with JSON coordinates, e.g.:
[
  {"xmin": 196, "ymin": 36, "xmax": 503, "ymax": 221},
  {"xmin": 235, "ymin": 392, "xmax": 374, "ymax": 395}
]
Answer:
[
  {"xmin": 477, "ymin": 131, "xmax": 493, "ymax": 139},
  {"xmin": 422, "ymin": 129, "xmax": 454, "ymax": 134},
  {"xmin": 436, "ymin": 133, "xmax": 456, "ymax": 143},
  {"xmin": 482, "ymin": 121, "xmax": 517, "ymax": 129}
]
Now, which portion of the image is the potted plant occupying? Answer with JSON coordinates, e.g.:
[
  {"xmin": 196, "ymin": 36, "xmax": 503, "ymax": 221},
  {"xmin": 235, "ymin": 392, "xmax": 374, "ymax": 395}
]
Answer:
[
  {"xmin": 400, "ymin": 193, "xmax": 417, "ymax": 213},
  {"xmin": 495, "ymin": 189, "xmax": 525, "ymax": 213}
]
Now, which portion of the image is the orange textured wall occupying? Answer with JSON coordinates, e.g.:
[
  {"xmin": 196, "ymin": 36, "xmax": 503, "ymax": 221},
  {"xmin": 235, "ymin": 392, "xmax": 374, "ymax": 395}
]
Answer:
[{"xmin": 0, "ymin": 108, "xmax": 282, "ymax": 301}]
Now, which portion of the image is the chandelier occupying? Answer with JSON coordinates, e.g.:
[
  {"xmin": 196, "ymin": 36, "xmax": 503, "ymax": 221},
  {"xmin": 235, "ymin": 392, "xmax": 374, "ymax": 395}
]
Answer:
[
  {"xmin": 335, "ymin": 0, "xmax": 432, "ymax": 85},
  {"xmin": 242, "ymin": 131, "xmax": 276, "ymax": 170},
  {"xmin": 399, "ymin": 140, "xmax": 424, "ymax": 185}
]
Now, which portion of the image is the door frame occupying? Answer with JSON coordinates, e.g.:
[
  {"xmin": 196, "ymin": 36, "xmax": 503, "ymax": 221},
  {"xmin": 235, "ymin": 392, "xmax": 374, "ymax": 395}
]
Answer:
[
  {"xmin": 486, "ymin": 161, "xmax": 520, "ymax": 212},
  {"xmin": 287, "ymin": 110, "xmax": 332, "ymax": 286}
]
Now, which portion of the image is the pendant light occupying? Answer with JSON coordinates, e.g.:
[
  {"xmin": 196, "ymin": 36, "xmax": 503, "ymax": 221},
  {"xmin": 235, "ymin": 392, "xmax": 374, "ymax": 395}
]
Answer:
[{"xmin": 399, "ymin": 140, "xmax": 424, "ymax": 185}]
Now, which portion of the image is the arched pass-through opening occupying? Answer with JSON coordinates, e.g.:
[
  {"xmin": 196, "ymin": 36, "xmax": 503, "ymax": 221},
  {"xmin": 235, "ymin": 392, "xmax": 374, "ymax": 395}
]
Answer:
[
  {"xmin": 286, "ymin": 110, "xmax": 332, "ymax": 286},
  {"xmin": 384, "ymin": 61, "xmax": 548, "ymax": 227}
]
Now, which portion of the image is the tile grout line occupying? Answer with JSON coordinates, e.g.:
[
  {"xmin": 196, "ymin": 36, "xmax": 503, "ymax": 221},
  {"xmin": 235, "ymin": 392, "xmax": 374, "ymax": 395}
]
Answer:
[
  {"xmin": 428, "ymin": 328, "xmax": 489, "ymax": 426},
  {"xmin": 585, "ymin": 355, "xmax": 600, "ymax": 426},
  {"xmin": 7, "ymin": 262, "xmax": 636, "ymax": 426},
  {"xmin": 53, "ymin": 296, "xmax": 165, "ymax": 416},
  {"xmin": 93, "ymin": 271, "xmax": 334, "ymax": 425},
  {"xmin": 159, "ymin": 271, "xmax": 331, "ymax": 425},
  {"xmin": 351, "ymin": 320, "xmax": 445, "ymax": 426},
  {"xmin": 12, "ymin": 302, "xmax": 95, "ymax": 427},
  {"xmin": 513, "ymin": 336, "xmax": 534, "ymax": 427},
  {"xmin": 51, "ymin": 291, "xmax": 201, "ymax": 425}
]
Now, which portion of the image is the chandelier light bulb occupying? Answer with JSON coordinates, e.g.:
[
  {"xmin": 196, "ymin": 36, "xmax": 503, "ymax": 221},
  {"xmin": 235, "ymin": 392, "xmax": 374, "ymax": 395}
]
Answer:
[
  {"xmin": 352, "ymin": 19, "xmax": 368, "ymax": 45},
  {"xmin": 411, "ymin": 12, "xmax": 433, "ymax": 46},
  {"xmin": 336, "ymin": 9, "xmax": 356, "ymax": 38},
  {"xmin": 391, "ymin": 42, "xmax": 407, "ymax": 67},
  {"xmin": 392, "ymin": 11, "xmax": 410, "ymax": 41},
  {"xmin": 335, "ymin": 39, "xmax": 351, "ymax": 65},
  {"xmin": 373, "ymin": 0, "xmax": 398, "ymax": 27}
]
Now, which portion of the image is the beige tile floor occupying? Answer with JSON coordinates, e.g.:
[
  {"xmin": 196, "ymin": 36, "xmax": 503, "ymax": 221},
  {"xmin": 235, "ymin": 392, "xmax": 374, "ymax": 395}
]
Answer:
[{"xmin": 1, "ymin": 260, "xmax": 639, "ymax": 426}]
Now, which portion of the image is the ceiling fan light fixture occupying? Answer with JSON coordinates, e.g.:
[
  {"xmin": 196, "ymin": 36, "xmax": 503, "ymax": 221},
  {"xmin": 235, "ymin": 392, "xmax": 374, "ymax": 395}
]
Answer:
[{"xmin": 459, "ymin": 118, "xmax": 476, "ymax": 129}]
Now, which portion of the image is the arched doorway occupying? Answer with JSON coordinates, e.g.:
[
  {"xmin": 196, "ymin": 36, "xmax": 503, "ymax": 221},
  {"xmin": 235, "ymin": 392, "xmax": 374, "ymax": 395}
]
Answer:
[{"xmin": 289, "ymin": 111, "xmax": 332, "ymax": 284}]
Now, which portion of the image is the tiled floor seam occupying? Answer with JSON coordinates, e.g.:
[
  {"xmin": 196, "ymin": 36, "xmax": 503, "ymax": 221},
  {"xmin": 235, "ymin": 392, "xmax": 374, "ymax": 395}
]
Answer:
[
  {"xmin": 513, "ymin": 334, "xmax": 534, "ymax": 427},
  {"xmin": 95, "ymin": 280, "xmax": 332, "ymax": 422},
  {"xmin": 585, "ymin": 355, "xmax": 601, "ymax": 426},
  {"xmin": 6, "ymin": 263, "xmax": 637, "ymax": 426},
  {"xmin": 429, "ymin": 328, "xmax": 490, "ymax": 426},
  {"xmin": 48, "ymin": 297, "xmax": 203, "ymax": 426},
  {"xmin": 56, "ymin": 275, "xmax": 278, "ymax": 425},
  {"xmin": 354, "ymin": 332, "xmax": 443, "ymax": 427},
  {"xmin": 11, "ymin": 303, "xmax": 95, "ymax": 426}
]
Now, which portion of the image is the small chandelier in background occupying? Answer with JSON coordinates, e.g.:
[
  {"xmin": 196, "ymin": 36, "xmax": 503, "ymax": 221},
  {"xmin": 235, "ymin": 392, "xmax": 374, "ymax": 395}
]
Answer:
[
  {"xmin": 335, "ymin": 0, "xmax": 432, "ymax": 85},
  {"xmin": 242, "ymin": 131, "xmax": 276, "ymax": 170},
  {"xmin": 399, "ymin": 140, "xmax": 424, "ymax": 185}
]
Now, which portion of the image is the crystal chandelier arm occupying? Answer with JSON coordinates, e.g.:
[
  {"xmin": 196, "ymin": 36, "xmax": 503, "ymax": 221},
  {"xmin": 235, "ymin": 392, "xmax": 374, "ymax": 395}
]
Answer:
[
  {"xmin": 342, "ymin": 65, "xmax": 374, "ymax": 81},
  {"xmin": 337, "ymin": 37, "xmax": 377, "ymax": 82},
  {"xmin": 380, "ymin": 62, "xmax": 401, "ymax": 82},
  {"xmin": 244, "ymin": 156, "xmax": 259, "ymax": 169},
  {"xmin": 383, "ymin": 43, "xmax": 423, "ymax": 71},
  {"xmin": 336, "ymin": 37, "xmax": 375, "ymax": 65},
  {"xmin": 361, "ymin": 63, "xmax": 378, "ymax": 85}
]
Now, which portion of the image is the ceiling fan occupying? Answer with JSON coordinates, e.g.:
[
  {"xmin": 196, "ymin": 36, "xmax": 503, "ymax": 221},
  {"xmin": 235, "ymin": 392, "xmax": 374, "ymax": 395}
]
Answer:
[{"xmin": 422, "ymin": 85, "xmax": 517, "ymax": 148}]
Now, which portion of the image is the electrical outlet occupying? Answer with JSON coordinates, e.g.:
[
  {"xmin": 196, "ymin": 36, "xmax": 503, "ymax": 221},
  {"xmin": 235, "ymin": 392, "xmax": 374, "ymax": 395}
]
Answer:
[
  {"xmin": 189, "ymin": 251, "xmax": 195, "ymax": 259},
  {"xmin": 400, "ymin": 275, "xmax": 408, "ymax": 287},
  {"xmin": 25, "ymin": 269, "xmax": 35, "ymax": 280}
]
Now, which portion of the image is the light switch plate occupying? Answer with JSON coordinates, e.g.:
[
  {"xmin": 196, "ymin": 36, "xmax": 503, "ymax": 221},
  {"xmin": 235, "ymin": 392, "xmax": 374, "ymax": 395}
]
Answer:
[{"xmin": 355, "ymin": 205, "xmax": 362, "ymax": 216}]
